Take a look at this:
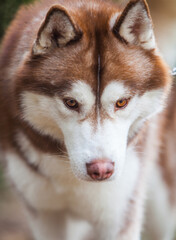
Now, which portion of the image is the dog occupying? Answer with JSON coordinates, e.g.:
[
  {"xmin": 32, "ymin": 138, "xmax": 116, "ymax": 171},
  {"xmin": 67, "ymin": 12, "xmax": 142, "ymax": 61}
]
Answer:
[
  {"xmin": 0, "ymin": 0, "xmax": 175, "ymax": 239},
  {"xmin": 117, "ymin": 0, "xmax": 176, "ymax": 69}
]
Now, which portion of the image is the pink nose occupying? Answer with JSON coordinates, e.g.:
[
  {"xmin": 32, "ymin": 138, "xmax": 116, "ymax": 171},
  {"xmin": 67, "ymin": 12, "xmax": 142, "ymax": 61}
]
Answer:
[{"xmin": 86, "ymin": 160, "xmax": 114, "ymax": 181}]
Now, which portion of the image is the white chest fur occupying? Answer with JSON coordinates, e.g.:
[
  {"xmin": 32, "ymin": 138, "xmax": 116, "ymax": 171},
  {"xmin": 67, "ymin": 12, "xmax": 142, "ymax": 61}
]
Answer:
[{"xmin": 6, "ymin": 132, "xmax": 140, "ymax": 235}]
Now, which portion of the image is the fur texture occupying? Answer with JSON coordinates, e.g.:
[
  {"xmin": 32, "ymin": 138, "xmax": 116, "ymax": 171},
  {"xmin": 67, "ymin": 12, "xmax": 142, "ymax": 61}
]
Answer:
[{"xmin": 0, "ymin": 0, "xmax": 175, "ymax": 239}]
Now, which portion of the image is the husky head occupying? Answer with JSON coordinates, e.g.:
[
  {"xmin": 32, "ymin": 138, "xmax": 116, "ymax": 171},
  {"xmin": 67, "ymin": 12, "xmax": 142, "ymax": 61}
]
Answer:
[{"xmin": 16, "ymin": 0, "xmax": 171, "ymax": 181}]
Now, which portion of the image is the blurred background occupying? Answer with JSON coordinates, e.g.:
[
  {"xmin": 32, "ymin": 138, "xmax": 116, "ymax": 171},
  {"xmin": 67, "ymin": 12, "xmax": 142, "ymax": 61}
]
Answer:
[{"xmin": 0, "ymin": 0, "xmax": 176, "ymax": 239}]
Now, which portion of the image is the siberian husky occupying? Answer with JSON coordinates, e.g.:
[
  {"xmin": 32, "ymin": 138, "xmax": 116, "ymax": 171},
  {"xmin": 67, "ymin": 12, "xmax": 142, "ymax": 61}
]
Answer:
[{"xmin": 0, "ymin": 0, "xmax": 175, "ymax": 239}]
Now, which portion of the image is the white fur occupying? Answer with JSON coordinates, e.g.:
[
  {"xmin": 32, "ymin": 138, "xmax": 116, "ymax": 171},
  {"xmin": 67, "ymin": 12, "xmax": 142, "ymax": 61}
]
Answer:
[
  {"xmin": 21, "ymin": 81, "xmax": 165, "ymax": 181},
  {"xmin": 119, "ymin": 1, "xmax": 156, "ymax": 50},
  {"xmin": 109, "ymin": 12, "xmax": 119, "ymax": 30},
  {"xmin": 12, "ymin": 79, "xmax": 167, "ymax": 240},
  {"xmin": 21, "ymin": 81, "xmax": 95, "ymax": 140},
  {"xmin": 6, "ymin": 145, "xmax": 140, "ymax": 240},
  {"xmin": 144, "ymin": 164, "xmax": 176, "ymax": 240},
  {"xmin": 21, "ymin": 91, "xmax": 64, "ymax": 140},
  {"xmin": 1, "ymin": 0, "xmax": 173, "ymax": 239},
  {"xmin": 55, "ymin": 81, "xmax": 95, "ymax": 119},
  {"xmin": 101, "ymin": 82, "xmax": 165, "ymax": 139}
]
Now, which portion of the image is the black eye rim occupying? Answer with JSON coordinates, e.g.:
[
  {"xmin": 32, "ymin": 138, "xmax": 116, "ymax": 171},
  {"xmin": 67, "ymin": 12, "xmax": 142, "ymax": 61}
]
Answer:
[
  {"xmin": 115, "ymin": 98, "xmax": 130, "ymax": 110},
  {"xmin": 64, "ymin": 98, "xmax": 79, "ymax": 110}
]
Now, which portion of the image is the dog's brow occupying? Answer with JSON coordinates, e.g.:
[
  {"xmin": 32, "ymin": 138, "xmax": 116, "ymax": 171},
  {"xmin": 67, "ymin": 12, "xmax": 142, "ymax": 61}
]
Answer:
[
  {"xmin": 22, "ymin": 79, "xmax": 73, "ymax": 96},
  {"xmin": 53, "ymin": 80, "xmax": 73, "ymax": 96}
]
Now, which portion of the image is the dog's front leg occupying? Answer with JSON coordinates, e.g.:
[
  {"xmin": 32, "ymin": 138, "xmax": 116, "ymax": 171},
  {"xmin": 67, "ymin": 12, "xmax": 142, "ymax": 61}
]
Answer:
[
  {"xmin": 90, "ymin": 220, "xmax": 120, "ymax": 240},
  {"xmin": 92, "ymin": 218, "xmax": 141, "ymax": 240},
  {"xmin": 26, "ymin": 208, "xmax": 67, "ymax": 240},
  {"xmin": 116, "ymin": 193, "xmax": 144, "ymax": 240}
]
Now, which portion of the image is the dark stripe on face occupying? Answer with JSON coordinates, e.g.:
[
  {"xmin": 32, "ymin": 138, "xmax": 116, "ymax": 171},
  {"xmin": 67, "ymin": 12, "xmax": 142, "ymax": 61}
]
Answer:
[
  {"xmin": 97, "ymin": 54, "xmax": 101, "ymax": 110},
  {"xmin": 17, "ymin": 79, "xmax": 73, "ymax": 97},
  {"xmin": 19, "ymin": 121, "xmax": 67, "ymax": 155},
  {"xmin": 95, "ymin": 28, "xmax": 103, "ymax": 116},
  {"xmin": 13, "ymin": 139, "xmax": 44, "ymax": 176}
]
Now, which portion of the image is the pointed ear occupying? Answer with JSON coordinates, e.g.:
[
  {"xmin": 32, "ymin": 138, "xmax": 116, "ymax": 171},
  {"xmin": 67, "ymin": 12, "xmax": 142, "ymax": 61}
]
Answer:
[
  {"xmin": 33, "ymin": 5, "xmax": 82, "ymax": 55},
  {"xmin": 113, "ymin": 0, "xmax": 156, "ymax": 50}
]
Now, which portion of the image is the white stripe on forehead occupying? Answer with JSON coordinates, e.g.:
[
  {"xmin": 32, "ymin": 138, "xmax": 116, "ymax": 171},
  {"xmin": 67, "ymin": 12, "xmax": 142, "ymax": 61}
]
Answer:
[
  {"xmin": 101, "ymin": 81, "xmax": 132, "ymax": 118},
  {"xmin": 66, "ymin": 81, "xmax": 95, "ymax": 112},
  {"xmin": 101, "ymin": 81, "xmax": 131, "ymax": 104},
  {"xmin": 66, "ymin": 81, "xmax": 95, "ymax": 100}
]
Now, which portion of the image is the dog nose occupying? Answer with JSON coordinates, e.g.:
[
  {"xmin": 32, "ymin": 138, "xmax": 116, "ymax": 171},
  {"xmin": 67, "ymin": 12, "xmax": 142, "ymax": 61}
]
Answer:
[{"xmin": 86, "ymin": 160, "xmax": 114, "ymax": 181}]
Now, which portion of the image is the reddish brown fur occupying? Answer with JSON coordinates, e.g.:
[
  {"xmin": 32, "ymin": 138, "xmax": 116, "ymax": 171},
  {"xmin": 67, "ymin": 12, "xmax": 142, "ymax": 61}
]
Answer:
[
  {"xmin": 158, "ymin": 82, "xmax": 176, "ymax": 203},
  {"xmin": 0, "ymin": 0, "xmax": 174, "ymax": 206},
  {"xmin": 113, "ymin": 0, "xmax": 151, "ymax": 43}
]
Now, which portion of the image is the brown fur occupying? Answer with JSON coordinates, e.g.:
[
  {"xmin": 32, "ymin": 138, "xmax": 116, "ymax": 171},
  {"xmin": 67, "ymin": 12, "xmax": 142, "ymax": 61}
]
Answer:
[
  {"xmin": 0, "ymin": 0, "xmax": 174, "ymax": 225},
  {"xmin": 0, "ymin": 1, "xmax": 175, "ymax": 240},
  {"xmin": 113, "ymin": 0, "xmax": 151, "ymax": 43},
  {"xmin": 158, "ymin": 82, "xmax": 176, "ymax": 203},
  {"xmin": 0, "ymin": 0, "xmax": 173, "ymax": 180}
]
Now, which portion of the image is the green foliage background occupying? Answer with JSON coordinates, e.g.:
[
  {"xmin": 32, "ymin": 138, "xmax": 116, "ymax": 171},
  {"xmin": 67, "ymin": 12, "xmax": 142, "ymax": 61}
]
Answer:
[{"xmin": 0, "ymin": 0, "xmax": 34, "ymax": 41}]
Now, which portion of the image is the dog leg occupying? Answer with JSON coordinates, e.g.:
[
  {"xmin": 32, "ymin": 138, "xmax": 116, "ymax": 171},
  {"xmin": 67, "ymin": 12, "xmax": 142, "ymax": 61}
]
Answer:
[
  {"xmin": 143, "ymin": 165, "xmax": 176, "ymax": 240},
  {"xmin": 26, "ymin": 209, "xmax": 67, "ymax": 240},
  {"xmin": 117, "ymin": 206, "xmax": 143, "ymax": 240}
]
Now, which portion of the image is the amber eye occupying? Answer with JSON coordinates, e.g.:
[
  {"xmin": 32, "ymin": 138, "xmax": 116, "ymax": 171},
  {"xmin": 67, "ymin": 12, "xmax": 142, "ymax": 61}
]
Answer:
[
  {"xmin": 64, "ymin": 99, "xmax": 79, "ymax": 110},
  {"xmin": 115, "ymin": 99, "xmax": 128, "ymax": 109}
]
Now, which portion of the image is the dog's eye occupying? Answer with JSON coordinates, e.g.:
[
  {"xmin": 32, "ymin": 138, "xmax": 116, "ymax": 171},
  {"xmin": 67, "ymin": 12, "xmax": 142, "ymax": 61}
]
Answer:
[
  {"xmin": 64, "ymin": 99, "xmax": 79, "ymax": 110},
  {"xmin": 115, "ymin": 99, "xmax": 129, "ymax": 110}
]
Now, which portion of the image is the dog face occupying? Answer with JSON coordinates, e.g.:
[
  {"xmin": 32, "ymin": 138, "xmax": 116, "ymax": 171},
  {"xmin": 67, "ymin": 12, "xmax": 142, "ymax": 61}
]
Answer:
[{"xmin": 16, "ymin": 0, "xmax": 171, "ymax": 181}]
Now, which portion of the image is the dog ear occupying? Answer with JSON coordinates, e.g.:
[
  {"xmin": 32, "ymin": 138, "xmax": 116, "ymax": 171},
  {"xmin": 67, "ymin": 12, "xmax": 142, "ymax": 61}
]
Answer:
[
  {"xmin": 113, "ymin": 0, "xmax": 156, "ymax": 50},
  {"xmin": 33, "ymin": 5, "xmax": 82, "ymax": 55}
]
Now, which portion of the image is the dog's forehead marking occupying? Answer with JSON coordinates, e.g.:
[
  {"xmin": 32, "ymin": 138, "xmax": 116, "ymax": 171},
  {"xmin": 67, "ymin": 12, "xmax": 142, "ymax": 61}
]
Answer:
[
  {"xmin": 69, "ymin": 81, "xmax": 95, "ymax": 105},
  {"xmin": 97, "ymin": 55, "xmax": 101, "ymax": 105},
  {"xmin": 96, "ymin": 54, "xmax": 101, "ymax": 124},
  {"xmin": 101, "ymin": 81, "xmax": 131, "ymax": 103}
]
